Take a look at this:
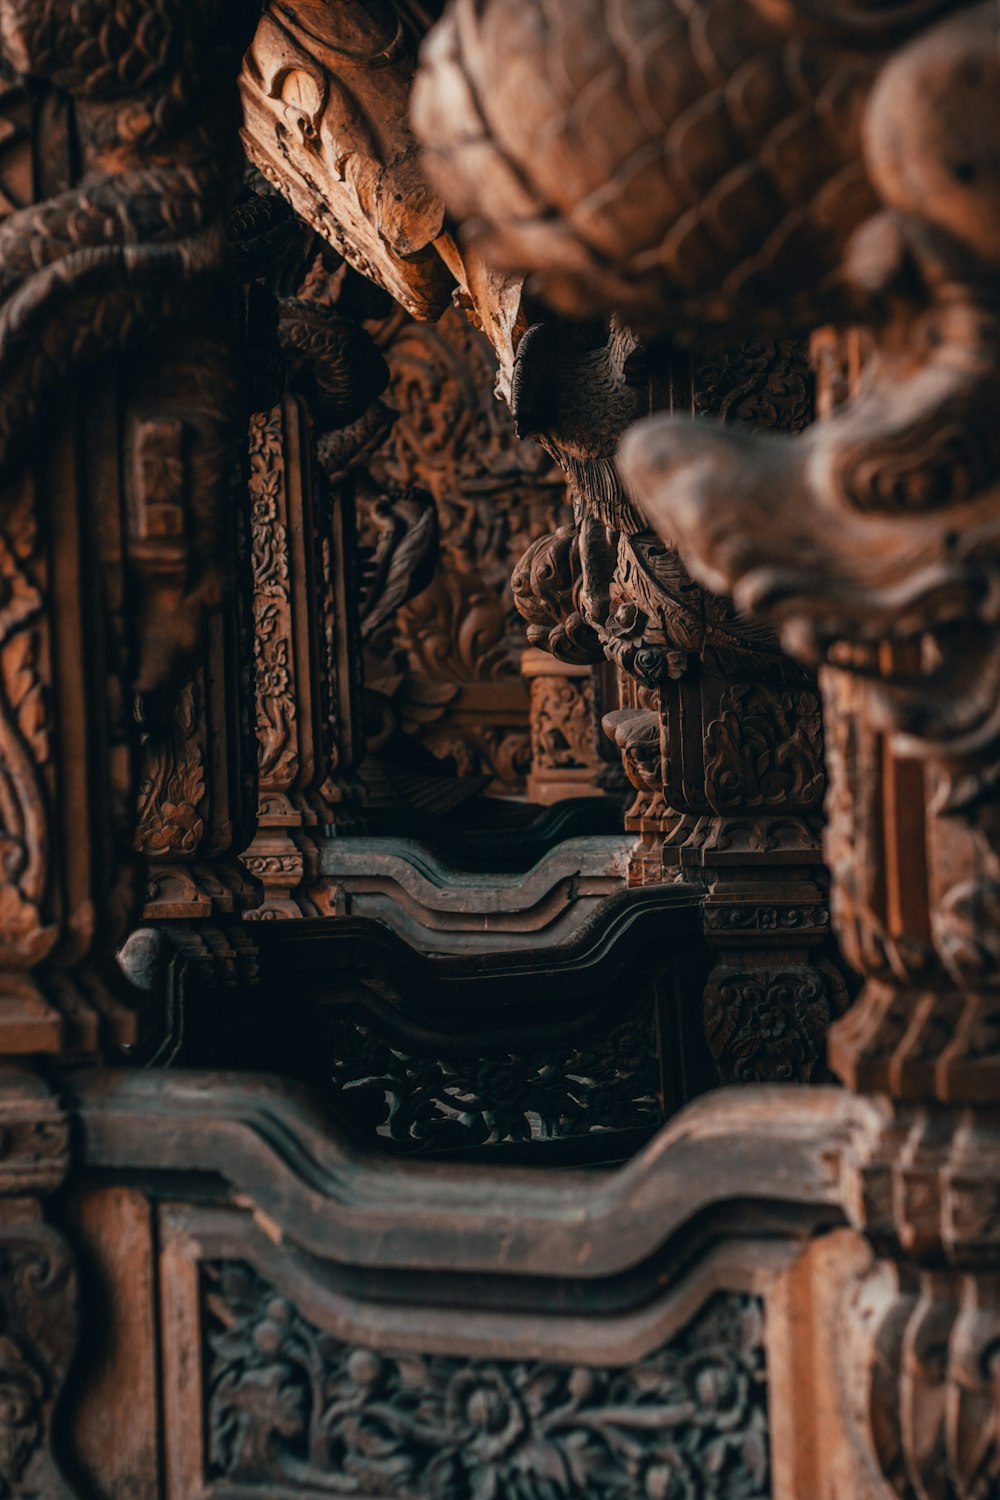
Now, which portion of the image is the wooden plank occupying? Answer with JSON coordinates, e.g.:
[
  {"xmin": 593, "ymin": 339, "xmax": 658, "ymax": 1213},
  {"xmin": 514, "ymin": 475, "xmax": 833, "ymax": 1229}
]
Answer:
[{"xmin": 71, "ymin": 1186, "xmax": 161, "ymax": 1500}]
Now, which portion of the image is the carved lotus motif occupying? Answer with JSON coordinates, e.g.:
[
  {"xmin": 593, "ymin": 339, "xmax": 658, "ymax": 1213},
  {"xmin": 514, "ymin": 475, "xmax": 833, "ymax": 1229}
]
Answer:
[{"xmin": 444, "ymin": 1367, "xmax": 527, "ymax": 1460}]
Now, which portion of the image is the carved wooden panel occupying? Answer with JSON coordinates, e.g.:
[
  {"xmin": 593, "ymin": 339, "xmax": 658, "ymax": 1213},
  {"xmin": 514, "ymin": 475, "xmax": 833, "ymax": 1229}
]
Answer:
[
  {"xmin": 361, "ymin": 306, "xmax": 578, "ymax": 797},
  {"xmin": 0, "ymin": 5, "xmax": 997, "ymax": 1500},
  {"xmin": 203, "ymin": 1262, "xmax": 769, "ymax": 1499},
  {"xmin": 246, "ymin": 895, "xmax": 713, "ymax": 1160}
]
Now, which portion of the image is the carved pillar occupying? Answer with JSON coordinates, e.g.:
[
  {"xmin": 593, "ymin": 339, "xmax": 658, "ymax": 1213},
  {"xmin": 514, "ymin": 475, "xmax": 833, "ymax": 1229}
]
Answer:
[
  {"xmin": 231, "ymin": 243, "xmax": 378, "ymax": 918},
  {"xmin": 0, "ymin": 3, "xmax": 249, "ymax": 1494},
  {"xmin": 242, "ymin": 396, "xmax": 330, "ymax": 918},
  {"xmin": 131, "ymin": 443, "xmax": 261, "ymax": 988},
  {"xmin": 240, "ymin": 387, "xmax": 366, "ymax": 918},
  {"xmin": 507, "ymin": 320, "xmax": 845, "ymax": 1083},
  {"xmin": 0, "ymin": 0, "xmax": 248, "ymax": 1056}
]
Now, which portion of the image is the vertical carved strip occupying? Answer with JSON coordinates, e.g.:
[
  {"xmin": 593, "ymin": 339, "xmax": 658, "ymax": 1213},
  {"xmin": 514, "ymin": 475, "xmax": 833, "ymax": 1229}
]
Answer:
[
  {"xmin": 242, "ymin": 390, "xmax": 362, "ymax": 917},
  {"xmin": 0, "ymin": 1069, "xmax": 76, "ymax": 1500}
]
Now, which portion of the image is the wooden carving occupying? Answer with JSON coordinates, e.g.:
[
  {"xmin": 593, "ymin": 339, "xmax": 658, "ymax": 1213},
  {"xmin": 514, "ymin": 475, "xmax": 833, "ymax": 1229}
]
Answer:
[
  {"xmin": 362, "ymin": 306, "xmax": 577, "ymax": 797},
  {"xmin": 3, "ymin": 1, "xmax": 1000, "ymax": 1497},
  {"xmin": 522, "ymin": 650, "xmax": 612, "ymax": 805},
  {"xmin": 0, "ymin": 0, "xmax": 251, "ymax": 1052},
  {"xmin": 504, "ymin": 312, "xmax": 845, "ymax": 1083},
  {"xmin": 412, "ymin": 0, "xmax": 1000, "ymax": 1493},
  {"xmin": 205, "ymin": 1263, "xmax": 769, "ymax": 1498},
  {"xmin": 240, "ymin": 1, "xmax": 453, "ymax": 321},
  {"xmin": 0, "ymin": 0, "xmax": 248, "ymax": 691}
]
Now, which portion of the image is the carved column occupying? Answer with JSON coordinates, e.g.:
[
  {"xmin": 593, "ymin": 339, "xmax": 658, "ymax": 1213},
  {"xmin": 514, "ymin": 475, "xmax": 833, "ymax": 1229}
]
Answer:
[
  {"xmin": 234, "ymin": 250, "xmax": 377, "ymax": 918},
  {"xmin": 0, "ymin": 3, "xmax": 249, "ymax": 1494},
  {"xmin": 506, "ymin": 319, "xmax": 845, "ymax": 1083},
  {"xmin": 131, "ymin": 446, "xmax": 261, "ymax": 988},
  {"xmin": 242, "ymin": 395, "xmax": 337, "ymax": 918},
  {"xmin": 0, "ymin": 0, "xmax": 248, "ymax": 1056}
]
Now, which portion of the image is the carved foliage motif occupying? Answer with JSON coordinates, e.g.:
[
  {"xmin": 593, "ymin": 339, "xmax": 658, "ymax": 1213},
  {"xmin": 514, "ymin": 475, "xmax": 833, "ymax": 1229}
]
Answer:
[
  {"xmin": 205, "ymin": 1264, "xmax": 770, "ymax": 1500},
  {"xmin": 327, "ymin": 999, "xmax": 661, "ymax": 1152},
  {"xmin": 0, "ymin": 1226, "xmax": 76, "ymax": 1500},
  {"xmin": 135, "ymin": 679, "xmax": 207, "ymax": 859},
  {"xmin": 248, "ymin": 405, "xmax": 297, "ymax": 789},
  {"xmin": 369, "ymin": 311, "xmax": 566, "ymax": 586},
  {"xmin": 0, "ymin": 485, "xmax": 53, "ymax": 968},
  {"xmin": 529, "ymin": 675, "xmax": 597, "ymax": 774},
  {"xmin": 704, "ymin": 685, "xmax": 825, "ymax": 817},
  {"xmin": 704, "ymin": 963, "xmax": 850, "ymax": 1085},
  {"xmin": 693, "ymin": 343, "xmax": 813, "ymax": 436}
]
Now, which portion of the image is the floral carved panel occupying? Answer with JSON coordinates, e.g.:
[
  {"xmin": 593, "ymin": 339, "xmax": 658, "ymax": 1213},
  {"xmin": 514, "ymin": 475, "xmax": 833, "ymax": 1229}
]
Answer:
[
  {"xmin": 326, "ymin": 994, "xmax": 662, "ymax": 1155},
  {"xmin": 204, "ymin": 1263, "xmax": 770, "ymax": 1500}
]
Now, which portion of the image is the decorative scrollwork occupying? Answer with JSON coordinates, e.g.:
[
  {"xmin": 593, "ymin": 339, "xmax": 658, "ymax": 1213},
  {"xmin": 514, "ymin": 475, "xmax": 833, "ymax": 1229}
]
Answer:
[
  {"xmin": 327, "ymin": 1000, "xmax": 661, "ymax": 1152},
  {"xmin": 0, "ymin": 1225, "xmax": 77, "ymax": 1500},
  {"xmin": 704, "ymin": 685, "xmax": 825, "ymax": 817},
  {"xmin": 704, "ymin": 962, "xmax": 851, "ymax": 1084},
  {"xmin": 205, "ymin": 1263, "xmax": 770, "ymax": 1500},
  {"xmin": 0, "ymin": 499, "xmax": 53, "ymax": 968}
]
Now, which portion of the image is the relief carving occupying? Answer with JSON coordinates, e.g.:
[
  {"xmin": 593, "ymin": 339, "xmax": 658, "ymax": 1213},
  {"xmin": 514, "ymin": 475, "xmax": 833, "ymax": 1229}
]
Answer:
[
  {"xmin": 360, "ymin": 307, "xmax": 576, "ymax": 796},
  {"xmin": 136, "ymin": 680, "xmax": 208, "ymax": 861},
  {"xmin": 704, "ymin": 961, "xmax": 849, "ymax": 1086},
  {"xmin": 205, "ymin": 1263, "xmax": 769, "ymax": 1499},
  {"xmin": 843, "ymin": 1259, "xmax": 1000, "ymax": 1500},
  {"xmin": 249, "ymin": 404, "xmax": 299, "ymax": 792},
  {"xmin": 0, "ymin": 1225, "xmax": 77, "ymax": 1500},
  {"xmin": 529, "ymin": 673, "xmax": 598, "ymax": 775},
  {"xmin": 0, "ymin": 493, "xmax": 53, "ymax": 970},
  {"xmin": 240, "ymin": 1, "xmax": 452, "ymax": 321},
  {"xmin": 703, "ymin": 684, "xmax": 825, "ymax": 817},
  {"xmin": 327, "ymin": 997, "xmax": 661, "ymax": 1152},
  {"xmin": 412, "ymin": 4, "xmax": 1000, "ymax": 1493},
  {"xmin": 412, "ymin": 0, "xmax": 1000, "ymax": 1089},
  {"xmin": 0, "ymin": 0, "xmax": 248, "ymax": 692}
]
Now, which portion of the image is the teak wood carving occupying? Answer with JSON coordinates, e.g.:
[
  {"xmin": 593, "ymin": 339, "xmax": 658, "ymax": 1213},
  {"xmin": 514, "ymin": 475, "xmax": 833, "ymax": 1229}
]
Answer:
[
  {"xmin": 0, "ymin": 0, "xmax": 998, "ymax": 1498},
  {"xmin": 411, "ymin": 0, "xmax": 1000, "ymax": 1494}
]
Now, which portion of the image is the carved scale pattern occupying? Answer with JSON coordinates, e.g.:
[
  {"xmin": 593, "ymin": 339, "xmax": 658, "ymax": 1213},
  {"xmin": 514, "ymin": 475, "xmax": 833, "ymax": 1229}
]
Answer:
[{"xmin": 204, "ymin": 1264, "xmax": 770, "ymax": 1500}]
